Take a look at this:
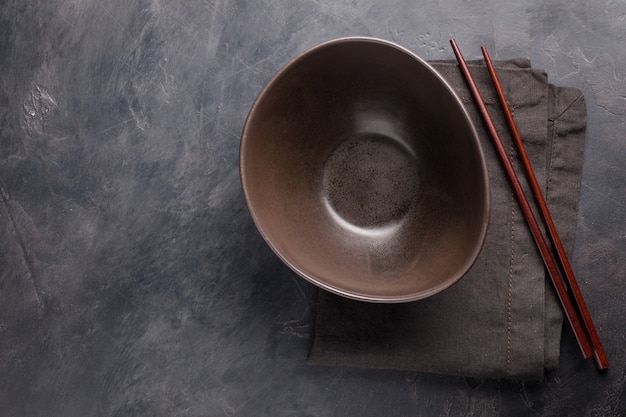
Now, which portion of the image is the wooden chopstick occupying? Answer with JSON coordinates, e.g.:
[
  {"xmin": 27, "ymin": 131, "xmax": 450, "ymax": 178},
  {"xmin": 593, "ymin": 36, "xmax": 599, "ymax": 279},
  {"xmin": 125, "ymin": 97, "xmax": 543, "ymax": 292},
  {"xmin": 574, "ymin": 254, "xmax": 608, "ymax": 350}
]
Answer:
[
  {"xmin": 480, "ymin": 46, "xmax": 608, "ymax": 370},
  {"xmin": 449, "ymin": 39, "xmax": 594, "ymax": 361}
]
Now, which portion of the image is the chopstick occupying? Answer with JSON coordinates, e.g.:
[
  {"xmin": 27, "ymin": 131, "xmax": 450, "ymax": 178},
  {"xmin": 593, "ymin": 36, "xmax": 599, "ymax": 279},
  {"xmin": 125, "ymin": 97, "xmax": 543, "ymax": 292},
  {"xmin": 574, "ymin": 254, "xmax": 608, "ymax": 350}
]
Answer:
[
  {"xmin": 480, "ymin": 46, "xmax": 609, "ymax": 370},
  {"xmin": 449, "ymin": 39, "xmax": 600, "ymax": 365}
]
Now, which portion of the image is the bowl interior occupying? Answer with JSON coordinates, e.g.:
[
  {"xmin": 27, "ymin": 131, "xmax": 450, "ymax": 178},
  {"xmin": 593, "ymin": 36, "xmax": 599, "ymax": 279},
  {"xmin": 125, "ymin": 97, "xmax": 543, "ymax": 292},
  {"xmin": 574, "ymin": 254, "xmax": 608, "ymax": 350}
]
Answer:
[{"xmin": 241, "ymin": 38, "xmax": 489, "ymax": 302}]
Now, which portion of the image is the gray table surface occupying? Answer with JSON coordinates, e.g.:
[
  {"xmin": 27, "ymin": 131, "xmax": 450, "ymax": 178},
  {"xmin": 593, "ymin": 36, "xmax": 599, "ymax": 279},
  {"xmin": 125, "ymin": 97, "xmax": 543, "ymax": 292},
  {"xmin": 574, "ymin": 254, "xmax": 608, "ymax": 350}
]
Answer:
[{"xmin": 1, "ymin": 1, "xmax": 625, "ymax": 416}]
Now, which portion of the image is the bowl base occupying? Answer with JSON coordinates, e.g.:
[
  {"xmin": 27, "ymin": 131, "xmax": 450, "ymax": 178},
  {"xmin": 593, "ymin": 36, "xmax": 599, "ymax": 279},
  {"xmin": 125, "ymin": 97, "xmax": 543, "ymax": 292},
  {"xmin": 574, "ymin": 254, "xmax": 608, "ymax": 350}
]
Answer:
[{"xmin": 322, "ymin": 132, "xmax": 420, "ymax": 237}]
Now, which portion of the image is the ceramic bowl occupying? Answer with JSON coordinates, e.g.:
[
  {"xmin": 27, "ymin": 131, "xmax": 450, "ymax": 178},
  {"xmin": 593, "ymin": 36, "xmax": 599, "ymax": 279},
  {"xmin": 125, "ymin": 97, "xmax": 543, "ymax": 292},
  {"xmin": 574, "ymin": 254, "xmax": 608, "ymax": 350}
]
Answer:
[{"xmin": 240, "ymin": 37, "xmax": 489, "ymax": 302}]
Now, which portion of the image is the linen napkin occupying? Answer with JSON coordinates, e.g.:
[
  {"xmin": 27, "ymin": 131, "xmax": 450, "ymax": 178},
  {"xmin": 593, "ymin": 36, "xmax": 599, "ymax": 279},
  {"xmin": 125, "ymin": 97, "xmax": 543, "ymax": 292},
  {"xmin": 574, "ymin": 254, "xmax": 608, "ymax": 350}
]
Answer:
[{"xmin": 307, "ymin": 59, "xmax": 587, "ymax": 380}]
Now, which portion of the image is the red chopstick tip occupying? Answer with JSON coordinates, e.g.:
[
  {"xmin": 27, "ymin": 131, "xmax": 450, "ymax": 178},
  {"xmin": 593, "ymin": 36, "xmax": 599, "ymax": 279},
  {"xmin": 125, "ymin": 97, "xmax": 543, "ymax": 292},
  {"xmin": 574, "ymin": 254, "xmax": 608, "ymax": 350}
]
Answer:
[{"xmin": 595, "ymin": 352, "xmax": 609, "ymax": 370}]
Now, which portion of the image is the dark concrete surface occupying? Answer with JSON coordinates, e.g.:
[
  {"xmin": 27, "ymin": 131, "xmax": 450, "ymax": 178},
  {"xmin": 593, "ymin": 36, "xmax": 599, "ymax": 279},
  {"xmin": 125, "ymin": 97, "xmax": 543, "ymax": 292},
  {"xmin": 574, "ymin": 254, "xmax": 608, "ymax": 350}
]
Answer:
[{"xmin": 1, "ymin": 1, "xmax": 625, "ymax": 416}]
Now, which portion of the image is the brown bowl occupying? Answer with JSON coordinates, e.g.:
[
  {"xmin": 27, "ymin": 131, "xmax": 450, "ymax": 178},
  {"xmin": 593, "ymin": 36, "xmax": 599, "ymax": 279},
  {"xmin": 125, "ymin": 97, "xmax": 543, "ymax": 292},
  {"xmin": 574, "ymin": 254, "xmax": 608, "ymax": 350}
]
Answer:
[{"xmin": 240, "ymin": 37, "xmax": 489, "ymax": 302}]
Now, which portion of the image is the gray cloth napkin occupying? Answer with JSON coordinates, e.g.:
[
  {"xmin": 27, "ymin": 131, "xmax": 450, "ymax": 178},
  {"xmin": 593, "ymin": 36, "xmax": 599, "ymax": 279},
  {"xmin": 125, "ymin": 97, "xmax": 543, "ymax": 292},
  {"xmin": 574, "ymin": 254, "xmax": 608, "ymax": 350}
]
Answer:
[{"xmin": 307, "ymin": 59, "xmax": 587, "ymax": 380}]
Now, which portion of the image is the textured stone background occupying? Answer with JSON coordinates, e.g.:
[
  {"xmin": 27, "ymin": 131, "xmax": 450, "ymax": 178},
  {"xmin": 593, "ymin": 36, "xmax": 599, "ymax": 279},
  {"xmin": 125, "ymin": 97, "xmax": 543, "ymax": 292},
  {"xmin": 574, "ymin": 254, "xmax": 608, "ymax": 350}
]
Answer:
[{"xmin": 1, "ymin": 1, "xmax": 625, "ymax": 416}]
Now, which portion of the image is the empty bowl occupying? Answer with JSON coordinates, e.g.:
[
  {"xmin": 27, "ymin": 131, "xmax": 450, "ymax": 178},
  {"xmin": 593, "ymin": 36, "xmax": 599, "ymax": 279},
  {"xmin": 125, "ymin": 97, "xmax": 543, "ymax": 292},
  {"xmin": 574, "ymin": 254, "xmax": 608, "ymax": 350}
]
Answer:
[{"xmin": 240, "ymin": 37, "xmax": 489, "ymax": 302}]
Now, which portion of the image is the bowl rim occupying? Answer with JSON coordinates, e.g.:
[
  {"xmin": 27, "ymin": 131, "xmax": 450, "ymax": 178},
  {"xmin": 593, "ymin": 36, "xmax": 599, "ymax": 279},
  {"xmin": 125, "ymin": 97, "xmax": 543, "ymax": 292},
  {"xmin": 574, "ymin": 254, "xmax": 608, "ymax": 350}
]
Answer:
[{"xmin": 240, "ymin": 36, "xmax": 490, "ymax": 303}]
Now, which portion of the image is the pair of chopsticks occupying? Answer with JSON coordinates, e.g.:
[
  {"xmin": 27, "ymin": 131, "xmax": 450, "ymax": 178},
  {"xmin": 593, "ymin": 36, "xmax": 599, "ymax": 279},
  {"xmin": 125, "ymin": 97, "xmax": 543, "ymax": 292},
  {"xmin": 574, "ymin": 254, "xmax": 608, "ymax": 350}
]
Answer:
[{"xmin": 450, "ymin": 39, "xmax": 608, "ymax": 371}]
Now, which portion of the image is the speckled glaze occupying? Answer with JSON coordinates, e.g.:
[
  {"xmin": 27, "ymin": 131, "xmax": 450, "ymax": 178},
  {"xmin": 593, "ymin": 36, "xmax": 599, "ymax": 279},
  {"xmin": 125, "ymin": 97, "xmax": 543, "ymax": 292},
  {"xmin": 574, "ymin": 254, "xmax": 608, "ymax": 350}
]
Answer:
[{"xmin": 240, "ymin": 38, "xmax": 490, "ymax": 302}]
